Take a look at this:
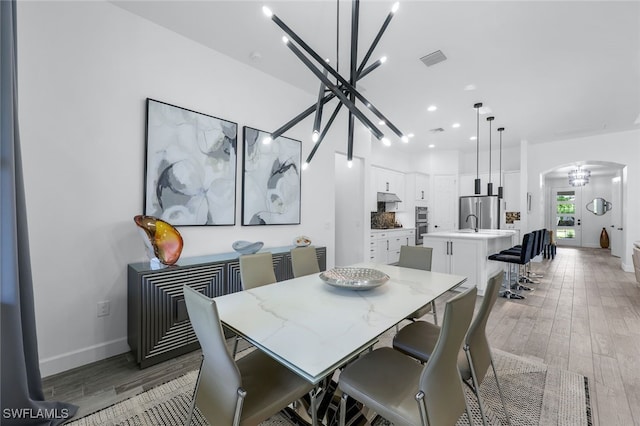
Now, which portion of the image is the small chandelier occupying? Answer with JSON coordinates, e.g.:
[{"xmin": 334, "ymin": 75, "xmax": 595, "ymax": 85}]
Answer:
[{"xmin": 569, "ymin": 167, "xmax": 591, "ymax": 186}]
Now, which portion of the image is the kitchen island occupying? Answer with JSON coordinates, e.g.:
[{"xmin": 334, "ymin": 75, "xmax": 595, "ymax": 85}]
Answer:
[{"xmin": 421, "ymin": 229, "xmax": 517, "ymax": 295}]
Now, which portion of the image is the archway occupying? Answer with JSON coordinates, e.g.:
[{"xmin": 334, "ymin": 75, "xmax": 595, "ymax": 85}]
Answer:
[{"xmin": 541, "ymin": 161, "xmax": 625, "ymax": 258}]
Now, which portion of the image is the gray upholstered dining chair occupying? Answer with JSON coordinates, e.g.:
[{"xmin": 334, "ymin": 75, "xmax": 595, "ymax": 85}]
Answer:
[
  {"xmin": 393, "ymin": 272, "xmax": 511, "ymax": 426},
  {"xmin": 398, "ymin": 245, "xmax": 438, "ymax": 324},
  {"xmin": 183, "ymin": 286, "xmax": 317, "ymax": 426},
  {"xmin": 239, "ymin": 252, "xmax": 277, "ymax": 290},
  {"xmin": 338, "ymin": 287, "xmax": 477, "ymax": 426},
  {"xmin": 290, "ymin": 246, "xmax": 320, "ymax": 278}
]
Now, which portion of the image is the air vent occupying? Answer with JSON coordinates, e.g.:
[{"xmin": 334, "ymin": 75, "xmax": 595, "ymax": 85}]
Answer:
[
  {"xmin": 430, "ymin": 128, "xmax": 445, "ymax": 133},
  {"xmin": 420, "ymin": 50, "xmax": 447, "ymax": 67}
]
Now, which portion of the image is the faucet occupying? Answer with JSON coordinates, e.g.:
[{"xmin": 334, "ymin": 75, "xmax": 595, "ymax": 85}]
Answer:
[{"xmin": 466, "ymin": 214, "xmax": 478, "ymax": 232}]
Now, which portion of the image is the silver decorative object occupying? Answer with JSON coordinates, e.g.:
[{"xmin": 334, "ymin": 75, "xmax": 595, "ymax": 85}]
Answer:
[
  {"xmin": 232, "ymin": 240, "xmax": 264, "ymax": 255},
  {"xmin": 320, "ymin": 267, "xmax": 389, "ymax": 290}
]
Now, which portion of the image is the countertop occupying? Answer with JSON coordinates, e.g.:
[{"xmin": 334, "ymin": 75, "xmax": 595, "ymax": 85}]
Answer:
[
  {"xmin": 371, "ymin": 227, "xmax": 415, "ymax": 232},
  {"xmin": 423, "ymin": 229, "xmax": 516, "ymax": 240}
]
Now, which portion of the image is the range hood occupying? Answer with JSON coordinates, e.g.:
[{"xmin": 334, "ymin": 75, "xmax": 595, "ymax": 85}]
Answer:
[{"xmin": 377, "ymin": 192, "xmax": 402, "ymax": 203}]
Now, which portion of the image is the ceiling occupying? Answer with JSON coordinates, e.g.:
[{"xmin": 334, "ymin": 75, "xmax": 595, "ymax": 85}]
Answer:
[{"xmin": 113, "ymin": 1, "xmax": 640, "ymax": 155}]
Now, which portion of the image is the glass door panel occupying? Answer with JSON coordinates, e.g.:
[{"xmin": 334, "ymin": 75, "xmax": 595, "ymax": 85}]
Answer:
[{"xmin": 554, "ymin": 189, "xmax": 581, "ymax": 246}]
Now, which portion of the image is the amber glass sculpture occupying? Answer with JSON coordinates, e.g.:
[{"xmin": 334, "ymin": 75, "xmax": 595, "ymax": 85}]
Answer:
[{"xmin": 134, "ymin": 215, "xmax": 183, "ymax": 265}]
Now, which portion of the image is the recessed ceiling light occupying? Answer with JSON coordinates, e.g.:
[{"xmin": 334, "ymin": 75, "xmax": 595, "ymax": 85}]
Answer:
[
  {"xmin": 464, "ymin": 84, "xmax": 476, "ymax": 91},
  {"xmin": 428, "ymin": 144, "xmax": 435, "ymax": 148},
  {"xmin": 470, "ymin": 136, "xmax": 477, "ymax": 141},
  {"xmin": 452, "ymin": 123, "xmax": 460, "ymax": 128},
  {"xmin": 408, "ymin": 133, "xmax": 415, "ymax": 138},
  {"xmin": 427, "ymin": 105, "xmax": 437, "ymax": 112},
  {"xmin": 378, "ymin": 120, "xmax": 386, "ymax": 126}
]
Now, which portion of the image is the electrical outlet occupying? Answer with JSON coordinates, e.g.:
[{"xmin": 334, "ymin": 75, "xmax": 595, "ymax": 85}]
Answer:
[{"xmin": 97, "ymin": 301, "xmax": 110, "ymax": 317}]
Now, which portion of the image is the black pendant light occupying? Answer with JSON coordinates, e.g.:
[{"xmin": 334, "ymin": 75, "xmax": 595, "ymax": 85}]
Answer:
[
  {"xmin": 497, "ymin": 127, "xmax": 505, "ymax": 199},
  {"xmin": 474, "ymin": 103, "xmax": 482, "ymax": 194},
  {"xmin": 486, "ymin": 116, "xmax": 495, "ymax": 195}
]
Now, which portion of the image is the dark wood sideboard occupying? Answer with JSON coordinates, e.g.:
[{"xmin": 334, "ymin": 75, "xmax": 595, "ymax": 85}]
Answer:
[{"xmin": 127, "ymin": 246, "xmax": 326, "ymax": 368}]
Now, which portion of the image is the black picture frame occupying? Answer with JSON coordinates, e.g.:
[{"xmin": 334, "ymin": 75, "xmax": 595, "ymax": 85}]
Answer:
[
  {"xmin": 144, "ymin": 98, "xmax": 238, "ymax": 225},
  {"xmin": 241, "ymin": 126, "xmax": 301, "ymax": 225}
]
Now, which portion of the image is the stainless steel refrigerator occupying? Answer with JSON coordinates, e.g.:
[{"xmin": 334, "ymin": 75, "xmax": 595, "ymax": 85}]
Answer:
[{"xmin": 459, "ymin": 195, "xmax": 503, "ymax": 230}]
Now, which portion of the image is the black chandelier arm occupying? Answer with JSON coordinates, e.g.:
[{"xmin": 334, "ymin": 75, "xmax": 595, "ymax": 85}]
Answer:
[
  {"xmin": 358, "ymin": 58, "xmax": 384, "ymax": 80},
  {"xmin": 269, "ymin": 60, "xmax": 381, "ymax": 141},
  {"xmin": 356, "ymin": 9, "xmax": 395, "ymax": 76},
  {"xmin": 271, "ymin": 12, "xmax": 403, "ymax": 139},
  {"xmin": 284, "ymin": 38, "xmax": 384, "ymax": 140},
  {"xmin": 305, "ymin": 102, "xmax": 343, "ymax": 164},
  {"xmin": 312, "ymin": 68, "xmax": 329, "ymax": 138},
  {"xmin": 348, "ymin": 0, "xmax": 359, "ymax": 163},
  {"xmin": 270, "ymin": 92, "xmax": 336, "ymax": 141}
]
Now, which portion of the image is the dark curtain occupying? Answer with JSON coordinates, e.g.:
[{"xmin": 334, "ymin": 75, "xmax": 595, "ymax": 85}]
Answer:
[{"xmin": 1, "ymin": 1, "xmax": 78, "ymax": 424}]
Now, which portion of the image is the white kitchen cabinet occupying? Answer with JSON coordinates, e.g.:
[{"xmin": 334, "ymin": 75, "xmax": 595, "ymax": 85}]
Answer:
[
  {"xmin": 422, "ymin": 231, "xmax": 516, "ymax": 295},
  {"xmin": 414, "ymin": 173, "xmax": 429, "ymax": 204},
  {"xmin": 372, "ymin": 166, "xmax": 406, "ymax": 212},
  {"xmin": 426, "ymin": 238, "xmax": 479, "ymax": 288},
  {"xmin": 502, "ymin": 171, "xmax": 521, "ymax": 213},
  {"xmin": 370, "ymin": 229, "xmax": 415, "ymax": 264}
]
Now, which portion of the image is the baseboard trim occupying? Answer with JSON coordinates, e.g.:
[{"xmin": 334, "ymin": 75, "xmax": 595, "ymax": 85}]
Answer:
[{"xmin": 40, "ymin": 338, "xmax": 130, "ymax": 378}]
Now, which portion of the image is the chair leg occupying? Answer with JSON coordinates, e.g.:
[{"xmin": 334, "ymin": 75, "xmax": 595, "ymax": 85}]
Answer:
[
  {"xmin": 310, "ymin": 386, "xmax": 318, "ymax": 426},
  {"xmin": 490, "ymin": 355, "xmax": 512, "ymax": 426},
  {"xmin": 339, "ymin": 393, "xmax": 348, "ymax": 426},
  {"xmin": 431, "ymin": 300, "xmax": 438, "ymax": 325},
  {"xmin": 186, "ymin": 356, "xmax": 204, "ymax": 426},
  {"xmin": 464, "ymin": 347, "xmax": 488, "ymax": 426}
]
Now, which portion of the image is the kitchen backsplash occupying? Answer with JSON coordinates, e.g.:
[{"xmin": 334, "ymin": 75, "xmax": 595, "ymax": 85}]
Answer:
[{"xmin": 371, "ymin": 212, "xmax": 402, "ymax": 229}]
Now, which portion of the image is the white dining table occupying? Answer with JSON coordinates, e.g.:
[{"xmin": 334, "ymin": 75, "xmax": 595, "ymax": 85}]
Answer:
[{"xmin": 213, "ymin": 262, "xmax": 467, "ymax": 385}]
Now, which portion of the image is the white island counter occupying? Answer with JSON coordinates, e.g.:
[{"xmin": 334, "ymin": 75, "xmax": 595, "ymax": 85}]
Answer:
[{"xmin": 421, "ymin": 229, "xmax": 517, "ymax": 295}]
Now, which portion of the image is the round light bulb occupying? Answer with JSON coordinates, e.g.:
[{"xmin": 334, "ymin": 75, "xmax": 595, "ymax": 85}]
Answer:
[
  {"xmin": 262, "ymin": 136, "xmax": 272, "ymax": 145},
  {"xmin": 401, "ymin": 136, "xmax": 409, "ymax": 143},
  {"xmin": 262, "ymin": 6, "xmax": 273, "ymax": 17},
  {"xmin": 378, "ymin": 120, "xmax": 386, "ymax": 126},
  {"xmin": 452, "ymin": 123, "xmax": 460, "ymax": 128},
  {"xmin": 311, "ymin": 131, "xmax": 320, "ymax": 142},
  {"xmin": 380, "ymin": 56, "xmax": 387, "ymax": 64},
  {"xmin": 427, "ymin": 105, "xmax": 437, "ymax": 112},
  {"xmin": 408, "ymin": 133, "xmax": 415, "ymax": 138},
  {"xmin": 382, "ymin": 138, "xmax": 391, "ymax": 146},
  {"xmin": 428, "ymin": 144, "xmax": 435, "ymax": 148},
  {"xmin": 302, "ymin": 162, "xmax": 309, "ymax": 170},
  {"xmin": 347, "ymin": 160, "xmax": 353, "ymax": 168},
  {"xmin": 282, "ymin": 36, "xmax": 289, "ymax": 44},
  {"xmin": 391, "ymin": 2, "xmax": 400, "ymax": 13}
]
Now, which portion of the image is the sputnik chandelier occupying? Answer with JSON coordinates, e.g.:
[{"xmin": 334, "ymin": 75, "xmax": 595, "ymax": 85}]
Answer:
[
  {"xmin": 569, "ymin": 167, "xmax": 591, "ymax": 187},
  {"xmin": 261, "ymin": 0, "xmax": 409, "ymax": 169}
]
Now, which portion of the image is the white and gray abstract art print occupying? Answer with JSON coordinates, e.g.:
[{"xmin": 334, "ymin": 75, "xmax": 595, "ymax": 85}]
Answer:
[
  {"xmin": 242, "ymin": 127, "xmax": 301, "ymax": 225},
  {"xmin": 144, "ymin": 99, "xmax": 237, "ymax": 225}
]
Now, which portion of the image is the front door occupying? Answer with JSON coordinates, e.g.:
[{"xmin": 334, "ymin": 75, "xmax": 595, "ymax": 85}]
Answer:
[{"xmin": 553, "ymin": 188, "xmax": 582, "ymax": 246}]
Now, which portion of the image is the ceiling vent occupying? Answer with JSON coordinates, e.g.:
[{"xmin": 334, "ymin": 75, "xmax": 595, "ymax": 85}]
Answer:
[
  {"xmin": 420, "ymin": 50, "xmax": 447, "ymax": 67},
  {"xmin": 430, "ymin": 127, "xmax": 445, "ymax": 133}
]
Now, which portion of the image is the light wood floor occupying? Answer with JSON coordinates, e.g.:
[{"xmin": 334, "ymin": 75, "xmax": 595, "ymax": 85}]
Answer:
[
  {"xmin": 484, "ymin": 246, "xmax": 640, "ymax": 426},
  {"xmin": 44, "ymin": 246, "xmax": 640, "ymax": 425}
]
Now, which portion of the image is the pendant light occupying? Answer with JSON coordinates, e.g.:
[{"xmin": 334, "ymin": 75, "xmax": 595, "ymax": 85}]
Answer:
[
  {"xmin": 497, "ymin": 127, "xmax": 505, "ymax": 198},
  {"xmin": 486, "ymin": 116, "xmax": 495, "ymax": 195},
  {"xmin": 474, "ymin": 102, "xmax": 482, "ymax": 194}
]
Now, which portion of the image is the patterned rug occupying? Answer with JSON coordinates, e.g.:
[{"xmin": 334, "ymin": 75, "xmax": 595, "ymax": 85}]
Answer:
[{"xmin": 66, "ymin": 349, "xmax": 591, "ymax": 426}]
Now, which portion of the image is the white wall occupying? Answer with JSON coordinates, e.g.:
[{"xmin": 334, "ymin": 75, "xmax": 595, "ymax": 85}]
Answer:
[
  {"xmin": 527, "ymin": 129, "xmax": 640, "ymax": 271},
  {"xmin": 460, "ymin": 145, "xmax": 521, "ymax": 175},
  {"xmin": 17, "ymin": 1, "xmax": 338, "ymax": 376},
  {"xmin": 334, "ymin": 154, "xmax": 365, "ymax": 266}
]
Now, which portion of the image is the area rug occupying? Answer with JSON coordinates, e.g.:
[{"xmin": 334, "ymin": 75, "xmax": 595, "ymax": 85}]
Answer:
[{"xmin": 65, "ymin": 349, "xmax": 590, "ymax": 426}]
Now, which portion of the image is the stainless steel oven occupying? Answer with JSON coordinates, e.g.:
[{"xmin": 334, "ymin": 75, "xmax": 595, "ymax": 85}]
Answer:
[{"xmin": 415, "ymin": 207, "xmax": 428, "ymax": 245}]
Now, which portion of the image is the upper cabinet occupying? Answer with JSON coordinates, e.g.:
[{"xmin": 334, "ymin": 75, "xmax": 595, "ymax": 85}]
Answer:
[
  {"xmin": 371, "ymin": 166, "xmax": 405, "ymax": 212},
  {"xmin": 502, "ymin": 171, "xmax": 521, "ymax": 213},
  {"xmin": 414, "ymin": 173, "xmax": 430, "ymax": 204}
]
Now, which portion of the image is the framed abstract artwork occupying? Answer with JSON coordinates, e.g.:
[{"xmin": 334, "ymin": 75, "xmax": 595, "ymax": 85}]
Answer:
[
  {"xmin": 242, "ymin": 127, "xmax": 301, "ymax": 225},
  {"xmin": 144, "ymin": 98, "xmax": 237, "ymax": 225}
]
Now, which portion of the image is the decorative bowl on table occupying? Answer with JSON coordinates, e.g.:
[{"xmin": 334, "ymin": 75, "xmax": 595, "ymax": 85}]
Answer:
[
  {"xmin": 232, "ymin": 240, "xmax": 264, "ymax": 255},
  {"xmin": 294, "ymin": 235, "xmax": 312, "ymax": 247},
  {"xmin": 319, "ymin": 267, "xmax": 389, "ymax": 291}
]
